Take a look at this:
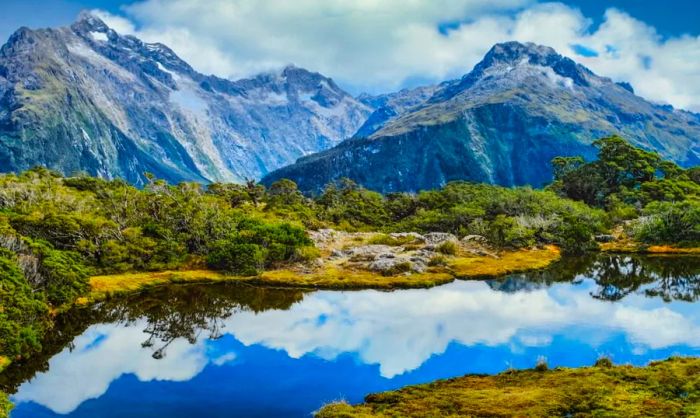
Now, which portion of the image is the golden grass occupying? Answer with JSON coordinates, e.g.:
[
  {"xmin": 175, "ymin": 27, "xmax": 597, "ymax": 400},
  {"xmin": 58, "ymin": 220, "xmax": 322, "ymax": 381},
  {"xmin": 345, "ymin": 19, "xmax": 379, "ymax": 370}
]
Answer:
[
  {"xmin": 86, "ymin": 247, "xmax": 560, "ymax": 298},
  {"xmin": 258, "ymin": 266, "xmax": 454, "ymax": 290},
  {"xmin": 317, "ymin": 357, "xmax": 700, "ymax": 418},
  {"xmin": 449, "ymin": 245, "xmax": 561, "ymax": 278},
  {"xmin": 88, "ymin": 270, "xmax": 242, "ymax": 300},
  {"xmin": 601, "ymin": 242, "xmax": 700, "ymax": 254}
]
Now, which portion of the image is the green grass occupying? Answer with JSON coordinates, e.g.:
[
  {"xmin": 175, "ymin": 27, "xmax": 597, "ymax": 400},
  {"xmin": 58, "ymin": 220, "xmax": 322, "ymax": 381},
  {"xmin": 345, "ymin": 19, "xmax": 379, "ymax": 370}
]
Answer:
[{"xmin": 317, "ymin": 357, "xmax": 700, "ymax": 417}]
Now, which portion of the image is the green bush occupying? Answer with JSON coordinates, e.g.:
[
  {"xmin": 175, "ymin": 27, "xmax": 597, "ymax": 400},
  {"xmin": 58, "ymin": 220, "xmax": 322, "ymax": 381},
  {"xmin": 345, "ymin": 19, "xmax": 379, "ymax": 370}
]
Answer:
[
  {"xmin": 631, "ymin": 201, "xmax": 700, "ymax": 244},
  {"xmin": 206, "ymin": 241, "xmax": 266, "ymax": 276},
  {"xmin": 294, "ymin": 245, "xmax": 321, "ymax": 263},
  {"xmin": 0, "ymin": 249, "xmax": 49, "ymax": 359},
  {"xmin": 595, "ymin": 356, "xmax": 613, "ymax": 368},
  {"xmin": 555, "ymin": 215, "xmax": 598, "ymax": 255}
]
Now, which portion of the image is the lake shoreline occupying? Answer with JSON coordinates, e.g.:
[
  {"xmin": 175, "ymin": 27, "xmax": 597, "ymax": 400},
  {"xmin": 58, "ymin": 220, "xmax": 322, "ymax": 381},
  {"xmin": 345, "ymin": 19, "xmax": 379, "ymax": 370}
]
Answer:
[
  {"xmin": 86, "ymin": 245, "xmax": 560, "ymax": 301},
  {"xmin": 317, "ymin": 357, "xmax": 700, "ymax": 417}
]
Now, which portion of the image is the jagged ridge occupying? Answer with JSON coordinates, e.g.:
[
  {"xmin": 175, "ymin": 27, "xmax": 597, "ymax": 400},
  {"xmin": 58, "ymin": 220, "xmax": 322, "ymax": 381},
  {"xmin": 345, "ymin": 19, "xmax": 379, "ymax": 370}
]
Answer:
[
  {"xmin": 0, "ymin": 13, "xmax": 372, "ymax": 185},
  {"xmin": 263, "ymin": 41, "xmax": 700, "ymax": 193}
]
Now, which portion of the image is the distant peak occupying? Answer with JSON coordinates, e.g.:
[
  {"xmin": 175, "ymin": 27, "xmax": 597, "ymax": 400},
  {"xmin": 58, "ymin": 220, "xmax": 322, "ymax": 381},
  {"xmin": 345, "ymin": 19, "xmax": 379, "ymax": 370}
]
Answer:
[
  {"xmin": 474, "ymin": 41, "xmax": 594, "ymax": 87},
  {"xmin": 72, "ymin": 10, "xmax": 110, "ymax": 33},
  {"xmin": 482, "ymin": 41, "xmax": 560, "ymax": 66}
]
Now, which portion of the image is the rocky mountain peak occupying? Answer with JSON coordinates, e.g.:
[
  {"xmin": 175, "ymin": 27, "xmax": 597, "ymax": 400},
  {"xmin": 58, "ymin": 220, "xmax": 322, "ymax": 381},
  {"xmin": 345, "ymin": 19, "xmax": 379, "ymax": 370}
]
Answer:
[
  {"xmin": 71, "ymin": 10, "xmax": 110, "ymax": 34},
  {"xmin": 431, "ymin": 41, "xmax": 598, "ymax": 103},
  {"xmin": 477, "ymin": 41, "xmax": 595, "ymax": 86}
]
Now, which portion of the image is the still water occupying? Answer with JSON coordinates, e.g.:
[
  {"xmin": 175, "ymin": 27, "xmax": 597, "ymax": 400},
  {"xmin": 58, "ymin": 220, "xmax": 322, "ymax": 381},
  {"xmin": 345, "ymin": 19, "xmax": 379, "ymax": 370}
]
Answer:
[{"xmin": 4, "ymin": 254, "xmax": 700, "ymax": 417}]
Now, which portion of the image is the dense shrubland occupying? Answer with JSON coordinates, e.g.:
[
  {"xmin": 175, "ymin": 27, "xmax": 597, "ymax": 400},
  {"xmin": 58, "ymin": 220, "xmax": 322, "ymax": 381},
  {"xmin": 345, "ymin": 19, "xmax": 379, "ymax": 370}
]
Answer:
[
  {"xmin": 551, "ymin": 135, "xmax": 700, "ymax": 245},
  {"xmin": 0, "ymin": 136, "xmax": 697, "ymax": 365}
]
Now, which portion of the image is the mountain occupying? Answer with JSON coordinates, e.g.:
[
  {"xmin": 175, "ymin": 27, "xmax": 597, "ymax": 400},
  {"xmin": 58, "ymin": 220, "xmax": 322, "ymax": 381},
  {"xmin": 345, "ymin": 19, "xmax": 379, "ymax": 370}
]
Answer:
[
  {"xmin": 263, "ymin": 42, "xmax": 700, "ymax": 193},
  {"xmin": 355, "ymin": 85, "xmax": 441, "ymax": 137},
  {"xmin": 0, "ymin": 12, "xmax": 372, "ymax": 185}
]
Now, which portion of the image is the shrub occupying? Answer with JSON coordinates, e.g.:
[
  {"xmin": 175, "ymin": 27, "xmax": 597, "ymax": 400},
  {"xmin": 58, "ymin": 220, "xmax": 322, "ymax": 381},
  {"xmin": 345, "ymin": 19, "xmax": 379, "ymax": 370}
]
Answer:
[
  {"xmin": 535, "ymin": 356, "xmax": 549, "ymax": 372},
  {"xmin": 595, "ymin": 356, "xmax": 613, "ymax": 368},
  {"xmin": 382, "ymin": 261, "xmax": 412, "ymax": 276},
  {"xmin": 436, "ymin": 241, "xmax": 458, "ymax": 255},
  {"xmin": 428, "ymin": 255, "xmax": 448, "ymax": 266},
  {"xmin": 206, "ymin": 241, "xmax": 266, "ymax": 276},
  {"xmin": 631, "ymin": 201, "xmax": 700, "ymax": 244},
  {"xmin": 29, "ymin": 241, "xmax": 89, "ymax": 306},
  {"xmin": 294, "ymin": 245, "xmax": 321, "ymax": 263},
  {"xmin": 555, "ymin": 216, "xmax": 598, "ymax": 255},
  {"xmin": 0, "ymin": 249, "xmax": 49, "ymax": 359},
  {"xmin": 367, "ymin": 233, "xmax": 419, "ymax": 246}
]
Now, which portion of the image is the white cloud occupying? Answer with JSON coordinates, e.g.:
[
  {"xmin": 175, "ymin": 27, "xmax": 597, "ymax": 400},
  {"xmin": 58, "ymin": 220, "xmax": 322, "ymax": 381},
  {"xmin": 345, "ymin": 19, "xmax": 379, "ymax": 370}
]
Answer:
[
  {"xmin": 90, "ymin": 1, "xmax": 700, "ymax": 111},
  {"xmin": 12, "ymin": 320, "xmax": 213, "ymax": 414}
]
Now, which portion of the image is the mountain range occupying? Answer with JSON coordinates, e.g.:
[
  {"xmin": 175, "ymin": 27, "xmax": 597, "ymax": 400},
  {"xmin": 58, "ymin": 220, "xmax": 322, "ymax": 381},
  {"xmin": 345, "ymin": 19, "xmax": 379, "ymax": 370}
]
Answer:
[
  {"xmin": 263, "ymin": 42, "xmax": 700, "ymax": 193},
  {"xmin": 0, "ymin": 12, "xmax": 371, "ymax": 185},
  {"xmin": 1, "ymin": 13, "xmax": 699, "ymax": 191}
]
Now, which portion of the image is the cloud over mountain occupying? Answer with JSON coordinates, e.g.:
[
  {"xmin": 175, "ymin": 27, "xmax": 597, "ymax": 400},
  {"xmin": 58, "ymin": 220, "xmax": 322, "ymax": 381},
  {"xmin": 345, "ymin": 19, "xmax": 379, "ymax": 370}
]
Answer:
[{"xmin": 95, "ymin": 1, "xmax": 700, "ymax": 111}]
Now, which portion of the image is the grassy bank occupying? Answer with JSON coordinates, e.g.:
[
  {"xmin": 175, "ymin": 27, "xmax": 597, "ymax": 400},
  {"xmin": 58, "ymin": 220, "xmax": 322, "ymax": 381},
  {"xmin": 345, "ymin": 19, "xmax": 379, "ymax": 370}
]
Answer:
[
  {"xmin": 318, "ymin": 357, "xmax": 700, "ymax": 417},
  {"xmin": 600, "ymin": 241, "xmax": 700, "ymax": 254},
  {"xmin": 87, "ymin": 246, "xmax": 560, "ymax": 298}
]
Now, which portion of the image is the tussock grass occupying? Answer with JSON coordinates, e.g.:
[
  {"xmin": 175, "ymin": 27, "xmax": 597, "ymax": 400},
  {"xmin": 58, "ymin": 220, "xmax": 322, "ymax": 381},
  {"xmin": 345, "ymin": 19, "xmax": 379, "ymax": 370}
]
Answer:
[
  {"xmin": 449, "ymin": 246, "xmax": 560, "ymax": 278},
  {"xmin": 317, "ymin": 357, "xmax": 700, "ymax": 417},
  {"xmin": 88, "ymin": 270, "xmax": 238, "ymax": 300}
]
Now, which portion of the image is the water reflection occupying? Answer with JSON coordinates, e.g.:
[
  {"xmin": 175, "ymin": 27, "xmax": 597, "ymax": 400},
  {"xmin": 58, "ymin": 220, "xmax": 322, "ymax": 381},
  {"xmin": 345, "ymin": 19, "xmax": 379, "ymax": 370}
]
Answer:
[{"xmin": 7, "ymin": 255, "xmax": 700, "ymax": 417}]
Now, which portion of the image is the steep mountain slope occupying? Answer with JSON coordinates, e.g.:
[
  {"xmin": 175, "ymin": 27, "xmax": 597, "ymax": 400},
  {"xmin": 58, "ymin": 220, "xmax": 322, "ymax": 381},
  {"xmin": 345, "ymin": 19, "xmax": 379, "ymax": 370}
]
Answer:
[
  {"xmin": 355, "ymin": 85, "xmax": 441, "ymax": 137},
  {"xmin": 264, "ymin": 42, "xmax": 700, "ymax": 193},
  {"xmin": 0, "ymin": 13, "xmax": 372, "ymax": 185}
]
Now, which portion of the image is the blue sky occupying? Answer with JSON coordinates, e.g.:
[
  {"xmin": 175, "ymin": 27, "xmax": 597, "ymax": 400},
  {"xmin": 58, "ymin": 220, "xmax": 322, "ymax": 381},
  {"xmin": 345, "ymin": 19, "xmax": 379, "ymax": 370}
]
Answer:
[
  {"xmin": 2, "ymin": 0, "xmax": 699, "ymax": 41},
  {"xmin": 1, "ymin": 0, "xmax": 699, "ymax": 111}
]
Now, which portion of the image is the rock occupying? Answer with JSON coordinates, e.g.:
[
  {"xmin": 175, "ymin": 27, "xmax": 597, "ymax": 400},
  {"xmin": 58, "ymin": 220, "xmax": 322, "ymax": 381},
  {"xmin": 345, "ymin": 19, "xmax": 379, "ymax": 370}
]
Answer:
[
  {"xmin": 330, "ymin": 249, "xmax": 344, "ymax": 258},
  {"xmin": 346, "ymin": 245, "xmax": 399, "ymax": 261},
  {"xmin": 595, "ymin": 234, "xmax": 615, "ymax": 243},
  {"xmin": 423, "ymin": 232, "xmax": 458, "ymax": 245},
  {"xmin": 368, "ymin": 258, "xmax": 409, "ymax": 273},
  {"xmin": 309, "ymin": 229, "xmax": 341, "ymax": 244},
  {"xmin": 376, "ymin": 253, "xmax": 396, "ymax": 259},
  {"xmin": 462, "ymin": 235, "xmax": 488, "ymax": 244},
  {"xmin": 368, "ymin": 257, "xmax": 425, "ymax": 274},
  {"xmin": 388, "ymin": 232, "xmax": 425, "ymax": 243}
]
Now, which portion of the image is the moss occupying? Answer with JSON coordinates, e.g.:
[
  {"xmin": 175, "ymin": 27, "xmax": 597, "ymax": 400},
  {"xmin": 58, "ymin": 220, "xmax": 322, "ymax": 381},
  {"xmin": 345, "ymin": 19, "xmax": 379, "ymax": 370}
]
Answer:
[
  {"xmin": 88, "ymin": 270, "xmax": 236, "ymax": 301},
  {"xmin": 449, "ymin": 246, "xmax": 560, "ymax": 278},
  {"xmin": 367, "ymin": 234, "xmax": 420, "ymax": 246},
  {"xmin": 317, "ymin": 357, "xmax": 700, "ymax": 418}
]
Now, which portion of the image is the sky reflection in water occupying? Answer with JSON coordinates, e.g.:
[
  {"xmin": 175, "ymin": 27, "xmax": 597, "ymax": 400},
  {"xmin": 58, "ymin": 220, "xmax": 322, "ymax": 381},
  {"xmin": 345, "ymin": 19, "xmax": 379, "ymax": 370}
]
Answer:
[{"xmin": 9, "ymin": 255, "xmax": 700, "ymax": 417}]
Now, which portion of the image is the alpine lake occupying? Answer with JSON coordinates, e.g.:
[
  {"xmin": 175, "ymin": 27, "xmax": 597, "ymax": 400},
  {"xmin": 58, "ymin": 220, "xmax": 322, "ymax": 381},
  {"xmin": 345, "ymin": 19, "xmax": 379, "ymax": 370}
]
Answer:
[{"xmin": 3, "ymin": 254, "xmax": 699, "ymax": 417}]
